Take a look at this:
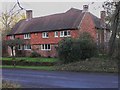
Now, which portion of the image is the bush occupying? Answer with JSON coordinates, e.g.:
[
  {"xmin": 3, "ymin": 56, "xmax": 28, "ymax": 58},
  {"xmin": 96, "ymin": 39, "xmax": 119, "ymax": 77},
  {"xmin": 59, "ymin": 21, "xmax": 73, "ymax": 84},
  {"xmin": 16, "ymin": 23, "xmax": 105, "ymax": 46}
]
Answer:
[
  {"xmin": 57, "ymin": 32, "xmax": 97, "ymax": 64},
  {"xmin": 30, "ymin": 51, "xmax": 41, "ymax": 57}
]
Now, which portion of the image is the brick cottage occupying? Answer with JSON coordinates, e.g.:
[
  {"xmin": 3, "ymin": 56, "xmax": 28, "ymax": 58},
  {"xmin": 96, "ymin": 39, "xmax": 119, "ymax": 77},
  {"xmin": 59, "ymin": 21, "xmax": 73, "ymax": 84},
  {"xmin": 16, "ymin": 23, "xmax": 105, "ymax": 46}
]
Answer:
[{"xmin": 6, "ymin": 5, "xmax": 110, "ymax": 57}]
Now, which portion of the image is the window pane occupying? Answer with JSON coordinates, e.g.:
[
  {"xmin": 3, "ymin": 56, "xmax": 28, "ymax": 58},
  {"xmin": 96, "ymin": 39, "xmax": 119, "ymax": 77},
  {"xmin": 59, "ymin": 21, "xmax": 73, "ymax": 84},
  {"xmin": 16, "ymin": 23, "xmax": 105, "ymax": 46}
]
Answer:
[
  {"xmin": 55, "ymin": 31, "xmax": 58, "ymax": 37},
  {"xmin": 60, "ymin": 31, "xmax": 63, "ymax": 37},
  {"xmin": 48, "ymin": 44, "xmax": 50, "ymax": 49},
  {"xmin": 45, "ymin": 44, "xmax": 47, "ymax": 49},
  {"xmin": 46, "ymin": 32, "xmax": 48, "ymax": 37},
  {"xmin": 64, "ymin": 31, "xmax": 67, "ymax": 36},
  {"xmin": 67, "ymin": 31, "xmax": 70, "ymax": 36}
]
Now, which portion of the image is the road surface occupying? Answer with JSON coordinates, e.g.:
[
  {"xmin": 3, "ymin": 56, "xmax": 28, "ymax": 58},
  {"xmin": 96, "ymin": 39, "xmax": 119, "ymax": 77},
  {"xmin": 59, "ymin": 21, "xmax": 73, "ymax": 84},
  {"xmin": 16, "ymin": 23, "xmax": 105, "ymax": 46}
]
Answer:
[{"xmin": 2, "ymin": 69, "xmax": 118, "ymax": 88}]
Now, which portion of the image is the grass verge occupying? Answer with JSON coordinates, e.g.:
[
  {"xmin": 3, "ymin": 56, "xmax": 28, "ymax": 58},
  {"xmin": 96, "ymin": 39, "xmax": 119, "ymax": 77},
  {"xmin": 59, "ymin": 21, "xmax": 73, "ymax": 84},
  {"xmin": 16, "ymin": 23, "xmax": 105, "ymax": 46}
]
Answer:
[
  {"xmin": 1, "ymin": 65, "xmax": 55, "ymax": 71},
  {"xmin": 1, "ymin": 57, "xmax": 58, "ymax": 63},
  {"xmin": 2, "ymin": 80, "xmax": 20, "ymax": 88}
]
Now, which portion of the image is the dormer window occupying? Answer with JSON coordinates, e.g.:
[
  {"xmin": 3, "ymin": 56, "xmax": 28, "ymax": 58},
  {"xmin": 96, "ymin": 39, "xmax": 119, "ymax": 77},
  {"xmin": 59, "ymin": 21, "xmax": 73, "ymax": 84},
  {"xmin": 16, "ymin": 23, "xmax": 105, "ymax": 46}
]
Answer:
[
  {"xmin": 42, "ymin": 32, "xmax": 49, "ymax": 38},
  {"xmin": 10, "ymin": 35, "xmax": 15, "ymax": 40},
  {"xmin": 24, "ymin": 33, "xmax": 31, "ymax": 39}
]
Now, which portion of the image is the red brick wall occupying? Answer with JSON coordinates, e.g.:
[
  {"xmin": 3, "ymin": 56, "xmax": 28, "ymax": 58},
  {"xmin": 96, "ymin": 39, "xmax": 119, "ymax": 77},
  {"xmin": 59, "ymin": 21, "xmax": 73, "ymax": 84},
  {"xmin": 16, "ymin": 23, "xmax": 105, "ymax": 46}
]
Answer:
[
  {"xmin": 79, "ymin": 12, "xmax": 97, "ymax": 41},
  {"xmin": 32, "ymin": 44, "xmax": 58, "ymax": 57},
  {"xmin": 30, "ymin": 30, "xmax": 79, "ymax": 45}
]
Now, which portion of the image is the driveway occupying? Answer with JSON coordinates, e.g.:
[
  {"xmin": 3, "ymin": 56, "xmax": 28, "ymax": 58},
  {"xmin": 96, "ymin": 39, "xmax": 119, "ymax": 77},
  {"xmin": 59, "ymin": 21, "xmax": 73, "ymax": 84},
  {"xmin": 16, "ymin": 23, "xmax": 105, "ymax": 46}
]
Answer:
[{"xmin": 2, "ymin": 69, "xmax": 118, "ymax": 88}]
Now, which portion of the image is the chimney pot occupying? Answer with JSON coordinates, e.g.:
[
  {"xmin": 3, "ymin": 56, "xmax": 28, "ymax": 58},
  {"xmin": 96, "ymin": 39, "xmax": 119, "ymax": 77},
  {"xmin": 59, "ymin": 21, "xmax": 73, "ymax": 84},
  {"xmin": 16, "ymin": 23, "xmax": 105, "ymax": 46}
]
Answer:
[
  {"xmin": 26, "ymin": 10, "xmax": 33, "ymax": 20},
  {"xmin": 83, "ymin": 5, "xmax": 89, "ymax": 12}
]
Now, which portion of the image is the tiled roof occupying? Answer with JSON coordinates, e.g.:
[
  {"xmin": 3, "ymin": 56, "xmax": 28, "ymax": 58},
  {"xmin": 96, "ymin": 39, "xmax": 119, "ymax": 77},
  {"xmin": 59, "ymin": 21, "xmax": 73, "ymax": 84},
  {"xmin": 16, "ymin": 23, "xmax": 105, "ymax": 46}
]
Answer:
[{"xmin": 8, "ymin": 8, "xmax": 109, "ymax": 35}]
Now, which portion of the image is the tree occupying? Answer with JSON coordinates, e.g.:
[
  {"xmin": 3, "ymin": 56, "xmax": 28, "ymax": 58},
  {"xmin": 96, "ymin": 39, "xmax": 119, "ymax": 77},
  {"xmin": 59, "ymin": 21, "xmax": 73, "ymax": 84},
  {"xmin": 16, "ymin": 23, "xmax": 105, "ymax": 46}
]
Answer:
[
  {"xmin": 103, "ymin": 1, "xmax": 120, "ymax": 57},
  {"xmin": 6, "ymin": 38, "xmax": 25, "ymax": 57},
  {"xmin": 0, "ymin": 0, "xmax": 26, "ymax": 35},
  {"xmin": 0, "ymin": 0, "xmax": 26, "ymax": 56}
]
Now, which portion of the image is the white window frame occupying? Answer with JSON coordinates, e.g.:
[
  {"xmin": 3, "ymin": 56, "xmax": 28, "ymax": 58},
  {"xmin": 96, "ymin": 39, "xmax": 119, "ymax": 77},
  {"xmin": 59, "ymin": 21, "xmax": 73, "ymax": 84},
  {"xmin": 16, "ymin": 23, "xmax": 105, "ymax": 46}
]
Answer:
[
  {"xmin": 18, "ymin": 45, "xmax": 22, "ymax": 50},
  {"xmin": 10, "ymin": 35, "xmax": 15, "ymax": 40},
  {"xmin": 24, "ymin": 33, "xmax": 31, "ymax": 39},
  {"xmin": 60, "ymin": 31, "xmax": 71, "ymax": 37},
  {"xmin": 41, "ymin": 44, "xmax": 51, "ymax": 51},
  {"xmin": 54, "ymin": 31, "xmax": 58, "ymax": 37},
  {"xmin": 42, "ymin": 32, "xmax": 49, "ymax": 38},
  {"xmin": 24, "ymin": 45, "xmax": 31, "ymax": 50}
]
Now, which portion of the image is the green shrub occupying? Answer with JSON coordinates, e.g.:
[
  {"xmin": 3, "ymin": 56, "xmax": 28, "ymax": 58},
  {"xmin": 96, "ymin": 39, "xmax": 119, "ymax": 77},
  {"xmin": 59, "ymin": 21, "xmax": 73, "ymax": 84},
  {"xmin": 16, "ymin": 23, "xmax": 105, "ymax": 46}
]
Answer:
[
  {"xmin": 78, "ymin": 32, "xmax": 97, "ymax": 59},
  {"xmin": 57, "ymin": 32, "xmax": 97, "ymax": 64},
  {"xmin": 30, "ymin": 51, "xmax": 41, "ymax": 57}
]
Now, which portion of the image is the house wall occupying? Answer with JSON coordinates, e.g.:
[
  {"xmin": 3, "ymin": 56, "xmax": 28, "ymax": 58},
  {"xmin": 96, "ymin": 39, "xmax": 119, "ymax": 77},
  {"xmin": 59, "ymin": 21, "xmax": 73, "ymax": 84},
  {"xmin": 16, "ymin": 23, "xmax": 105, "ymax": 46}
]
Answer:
[
  {"xmin": 79, "ymin": 12, "xmax": 97, "ymax": 41},
  {"xmin": 7, "ymin": 30, "xmax": 79, "ymax": 57},
  {"xmin": 30, "ymin": 30, "xmax": 79, "ymax": 45},
  {"xmin": 32, "ymin": 44, "xmax": 58, "ymax": 57}
]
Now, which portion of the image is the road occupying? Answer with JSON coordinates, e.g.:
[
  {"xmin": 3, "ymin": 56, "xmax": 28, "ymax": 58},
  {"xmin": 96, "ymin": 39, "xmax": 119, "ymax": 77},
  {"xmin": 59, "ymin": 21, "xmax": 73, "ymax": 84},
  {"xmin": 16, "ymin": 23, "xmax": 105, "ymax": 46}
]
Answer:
[{"xmin": 2, "ymin": 69, "xmax": 118, "ymax": 88}]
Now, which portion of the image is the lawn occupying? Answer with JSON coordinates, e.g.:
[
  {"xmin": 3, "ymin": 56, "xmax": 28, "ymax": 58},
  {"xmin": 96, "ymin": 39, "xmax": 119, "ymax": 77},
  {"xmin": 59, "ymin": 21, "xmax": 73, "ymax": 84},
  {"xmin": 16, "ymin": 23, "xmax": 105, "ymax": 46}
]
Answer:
[
  {"xmin": 1, "ymin": 57, "xmax": 59, "ymax": 63},
  {"xmin": 1, "ymin": 65, "xmax": 55, "ymax": 71}
]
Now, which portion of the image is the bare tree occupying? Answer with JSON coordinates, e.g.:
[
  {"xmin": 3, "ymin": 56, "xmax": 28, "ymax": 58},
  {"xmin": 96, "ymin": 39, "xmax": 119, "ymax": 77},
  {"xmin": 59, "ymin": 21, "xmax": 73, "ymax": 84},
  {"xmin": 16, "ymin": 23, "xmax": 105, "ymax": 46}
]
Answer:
[
  {"xmin": 0, "ymin": 0, "xmax": 26, "ymax": 34},
  {"xmin": 103, "ymin": 1, "xmax": 120, "ymax": 57}
]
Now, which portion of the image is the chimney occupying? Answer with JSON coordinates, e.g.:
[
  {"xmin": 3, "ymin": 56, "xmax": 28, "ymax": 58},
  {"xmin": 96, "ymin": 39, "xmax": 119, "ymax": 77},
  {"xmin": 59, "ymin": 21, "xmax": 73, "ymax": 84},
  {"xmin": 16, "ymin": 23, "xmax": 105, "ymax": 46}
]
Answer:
[
  {"xmin": 26, "ymin": 10, "xmax": 33, "ymax": 20},
  {"xmin": 100, "ymin": 11, "xmax": 106, "ymax": 22},
  {"xmin": 83, "ymin": 5, "xmax": 89, "ymax": 12}
]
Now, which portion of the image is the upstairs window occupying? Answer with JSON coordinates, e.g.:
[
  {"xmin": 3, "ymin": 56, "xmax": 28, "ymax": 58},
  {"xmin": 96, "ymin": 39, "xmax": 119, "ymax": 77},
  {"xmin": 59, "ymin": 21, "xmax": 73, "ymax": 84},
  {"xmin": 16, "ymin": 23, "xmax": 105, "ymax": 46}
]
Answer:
[
  {"xmin": 24, "ymin": 45, "xmax": 31, "ymax": 50},
  {"xmin": 54, "ymin": 31, "xmax": 58, "ymax": 37},
  {"xmin": 24, "ymin": 34, "xmax": 31, "ymax": 39},
  {"xmin": 10, "ymin": 35, "xmax": 15, "ymax": 40},
  {"xmin": 42, "ymin": 32, "xmax": 49, "ymax": 38},
  {"xmin": 60, "ymin": 31, "xmax": 71, "ymax": 37},
  {"xmin": 41, "ymin": 44, "xmax": 51, "ymax": 50}
]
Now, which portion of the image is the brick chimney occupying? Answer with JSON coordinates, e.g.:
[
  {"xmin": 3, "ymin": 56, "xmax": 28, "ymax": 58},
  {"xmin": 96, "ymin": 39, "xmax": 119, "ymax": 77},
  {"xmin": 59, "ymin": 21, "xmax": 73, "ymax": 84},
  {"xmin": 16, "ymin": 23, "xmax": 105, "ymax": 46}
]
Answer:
[
  {"xmin": 83, "ymin": 5, "xmax": 89, "ymax": 12},
  {"xmin": 26, "ymin": 10, "xmax": 33, "ymax": 20},
  {"xmin": 100, "ymin": 11, "xmax": 106, "ymax": 22}
]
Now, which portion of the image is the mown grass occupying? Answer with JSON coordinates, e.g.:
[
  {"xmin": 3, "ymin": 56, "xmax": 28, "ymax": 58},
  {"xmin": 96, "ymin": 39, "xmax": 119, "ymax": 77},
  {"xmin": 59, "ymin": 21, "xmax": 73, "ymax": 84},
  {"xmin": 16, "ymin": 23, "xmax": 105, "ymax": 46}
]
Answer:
[
  {"xmin": 1, "ymin": 65, "xmax": 55, "ymax": 71},
  {"xmin": 1, "ymin": 57, "xmax": 58, "ymax": 63}
]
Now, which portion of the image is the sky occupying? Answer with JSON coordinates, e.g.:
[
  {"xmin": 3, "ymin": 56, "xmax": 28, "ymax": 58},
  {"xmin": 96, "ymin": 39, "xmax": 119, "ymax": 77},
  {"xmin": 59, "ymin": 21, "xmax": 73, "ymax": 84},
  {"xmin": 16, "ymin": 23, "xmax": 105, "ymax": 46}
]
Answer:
[{"xmin": 0, "ymin": 0, "xmax": 112, "ymax": 18}]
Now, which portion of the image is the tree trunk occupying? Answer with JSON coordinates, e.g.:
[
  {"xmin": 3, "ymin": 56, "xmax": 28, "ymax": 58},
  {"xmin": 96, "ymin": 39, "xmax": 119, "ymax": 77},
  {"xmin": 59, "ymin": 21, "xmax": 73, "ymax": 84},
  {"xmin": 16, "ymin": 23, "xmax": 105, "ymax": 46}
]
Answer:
[{"xmin": 109, "ymin": 2, "xmax": 120, "ymax": 56}]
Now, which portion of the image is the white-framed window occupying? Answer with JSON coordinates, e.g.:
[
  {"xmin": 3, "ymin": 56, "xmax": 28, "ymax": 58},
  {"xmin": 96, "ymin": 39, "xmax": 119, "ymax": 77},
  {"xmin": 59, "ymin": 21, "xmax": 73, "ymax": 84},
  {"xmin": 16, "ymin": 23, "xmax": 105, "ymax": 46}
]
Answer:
[
  {"xmin": 18, "ymin": 45, "xmax": 22, "ymax": 50},
  {"xmin": 60, "ymin": 31, "xmax": 71, "ymax": 37},
  {"xmin": 42, "ymin": 32, "xmax": 49, "ymax": 38},
  {"xmin": 10, "ymin": 35, "xmax": 15, "ymax": 40},
  {"xmin": 41, "ymin": 44, "xmax": 51, "ymax": 50},
  {"xmin": 24, "ymin": 33, "xmax": 31, "ymax": 39},
  {"xmin": 54, "ymin": 31, "xmax": 58, "ymax": 37},
  {"xmin": 24, "ymin": 45, "xmax": 31, "ymax": 50}
]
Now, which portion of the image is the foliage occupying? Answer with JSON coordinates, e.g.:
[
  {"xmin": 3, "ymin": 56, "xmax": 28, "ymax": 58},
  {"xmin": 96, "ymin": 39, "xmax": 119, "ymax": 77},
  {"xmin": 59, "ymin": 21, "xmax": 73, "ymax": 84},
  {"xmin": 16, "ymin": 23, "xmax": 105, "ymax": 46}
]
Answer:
[
  {"xmin": 55, "ymin": 58, "xmax": 118, "ymax": 73},
  {"xmin": 30, "ymin": 51, "xmax": 41, "ymax": 57},
  {"xmin": 57, "ymin": 32, "xmax": 97, "ymax": 64},
  {"xmin": 6, "ymin": 38, "xmax": 25, "ymax": 57},
  {"xmin": 6, "ymin": 38, "xmax": 24, "ymax": 47}
]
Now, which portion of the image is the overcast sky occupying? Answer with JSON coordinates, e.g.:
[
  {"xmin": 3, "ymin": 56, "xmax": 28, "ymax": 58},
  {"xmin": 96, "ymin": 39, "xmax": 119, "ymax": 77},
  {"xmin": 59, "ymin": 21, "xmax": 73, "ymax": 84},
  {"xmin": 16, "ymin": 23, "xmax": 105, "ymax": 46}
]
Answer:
[{"xmin": 0, "ymin": 0, "xmax": 109, "ymax": 18}]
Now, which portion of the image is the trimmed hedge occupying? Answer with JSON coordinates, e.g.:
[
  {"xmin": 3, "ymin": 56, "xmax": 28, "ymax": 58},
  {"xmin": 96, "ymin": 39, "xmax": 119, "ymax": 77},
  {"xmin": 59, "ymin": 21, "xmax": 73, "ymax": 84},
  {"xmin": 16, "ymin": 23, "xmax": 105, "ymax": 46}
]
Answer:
[{"xmin": 2, "ymin": 60, "xmax": 60, "ymax": 66}]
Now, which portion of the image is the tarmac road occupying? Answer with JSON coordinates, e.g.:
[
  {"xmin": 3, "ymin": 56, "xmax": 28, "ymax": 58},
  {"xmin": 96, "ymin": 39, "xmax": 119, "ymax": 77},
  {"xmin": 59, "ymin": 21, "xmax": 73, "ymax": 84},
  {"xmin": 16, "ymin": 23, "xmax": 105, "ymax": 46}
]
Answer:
[{"xmin": 2, "ymin": 69, "xmax": 118, "ymax": 88}]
